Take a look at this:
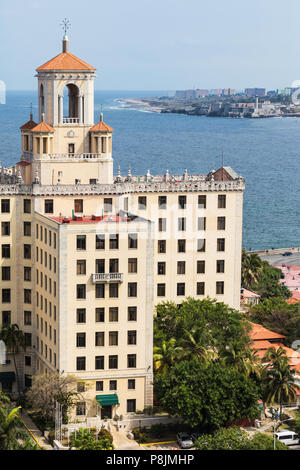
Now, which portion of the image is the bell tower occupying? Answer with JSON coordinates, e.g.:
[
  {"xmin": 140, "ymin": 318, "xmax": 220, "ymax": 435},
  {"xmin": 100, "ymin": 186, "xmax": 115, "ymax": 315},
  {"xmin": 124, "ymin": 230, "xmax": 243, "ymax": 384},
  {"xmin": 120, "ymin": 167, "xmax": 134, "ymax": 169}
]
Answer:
[{"xmin": 19, "ymin": 25, "xmax": 114, "ymax": 186}]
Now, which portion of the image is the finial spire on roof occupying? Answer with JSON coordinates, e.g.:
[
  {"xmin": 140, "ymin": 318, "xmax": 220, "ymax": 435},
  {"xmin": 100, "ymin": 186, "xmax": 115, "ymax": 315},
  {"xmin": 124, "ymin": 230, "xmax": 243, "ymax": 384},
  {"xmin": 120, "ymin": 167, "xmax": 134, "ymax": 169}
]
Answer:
[{"xmin": 61, "ymin": 18, "xmax": 71, "ymax": 52}]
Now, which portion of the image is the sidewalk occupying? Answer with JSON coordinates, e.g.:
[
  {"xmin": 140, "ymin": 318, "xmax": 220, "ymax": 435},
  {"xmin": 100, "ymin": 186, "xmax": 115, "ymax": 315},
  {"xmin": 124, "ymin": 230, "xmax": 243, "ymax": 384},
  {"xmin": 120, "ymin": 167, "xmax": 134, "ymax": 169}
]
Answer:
[
  {"xmin": 19, "ymin": 411, "xmax": 53, "ymax": 450},
  {"xmin": 110, "ymin": 426, "xmax": 141, "ymax": 450}
]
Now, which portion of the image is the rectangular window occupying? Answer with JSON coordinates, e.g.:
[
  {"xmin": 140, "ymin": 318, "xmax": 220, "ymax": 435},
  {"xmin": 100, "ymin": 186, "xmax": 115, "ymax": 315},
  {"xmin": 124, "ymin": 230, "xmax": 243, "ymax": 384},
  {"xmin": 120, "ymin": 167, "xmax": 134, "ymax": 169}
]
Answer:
[
  {"xmin": 157, "ymin": 283, "xmax": 165, "ymax": 297},
  {"xmin": 104, "ymin": 198, "xmax": 112, "ymax": 213},
  {"xmin": 198, "ymin": 195, "xmax": 206, "ymax": 209},
  {"xmin": 158, "ymin": 195, "xmax": 167, "ymax": 209},
  {"xmin": 77, "ymin": 235, "xmax": 86, "ymax": 250},
  {"xmin": 177, "ymin": 239, "xmax": 186, "ymax": 253},
  {"xmin": 127, "ymin": 399, "xmax": 136, "ymax": 413},
  {"xmin": 217, "ymin": 238, "xmax": 225, "ymax": 251},
  {"xmin": 76, "ymin": 332, "xmax": 86, "ymax": 348},
  {"xmin": 1, "ymin": 222, "xmax": 10, "ymax": 236},
  {"xmin": 95, "ymin": 259, "xmax": 105, "ymax": 273},
  {"xmin": 198, "ymin": 217, "xmax": 206, "ymax": 231},
  {"xmin": 24, "ymin": 266, "xmax": 31, "ymax": 282},
  {"xmin": 123, "ymin": 197, "xmax": 128, "ymax": 211},
  {"xmin": 128, "ymin": 330, "xmax": 137, "ymax": 345},
  {"xmin": 77, "ymin": 308, "xmax": 86, "ymax": 323},
  {"xmin": 177, "ymin": 283, "xmax": 185, "ymax": 296},
  {"xmin": 24, "ymin": 333, "xmax": 32, "ymax": 347},
  {"xmin": 24, "ymin": 199, "xmax": 31, "ymax": 213},
  {"xmin": 24, "ymin": 311, "xmax": 31, "ymax": 325},
  {"xmin": 109, "ymin": 355, "xmax": 118, "ymax": 369},
  {"xmin": 128, "ymin": 282, "xmax": 137, "ymax": 297},
  {"xmin": 76, "ymin": 284, "xmax": 86, "ymax": 299},
  {"xmin": 2, "ymin": 244, "xmax": 10, "ymax": 258},
  {"xmin": 217, "ymin": 260, "xmax": 225, "ymax": 273},
  {"xmin": 76, "ymin": 402, "xmax": 86, "ymax": 416},
  {"xmin": 2, "ymin": 311, "xmax": 11, "ymax": 325},
  {"xmin": 95, "ymin": 332, "xmax": 105, "ymax": 347},
  {"xmin": 128, "ymin": 306, "xmax": 137, "ymax": 321},
  {"xmin": 96, "ymin": 381, "xmax": 103, "ymax": 391},
  {"xmin": 24, "ymin": 289, "xmax": 31, "ymax": 304},
  {"xmin": 128, "ymin": 379, "xmax": 135, "ymax": 390},
  {"xmin": 158, "ymin": 218, "xmax": 166, "ymax": 232},
  {"xmin": 128, "ymin": 258, "xmax": 137, "ymax": 273},
  {"xmin": 109, "ymin": 234, "xmax": 119, "ymax": 249},
  {"xmin": 95, "ymin": 283, "xmax": 105, "ymax": 298},
  {"xmin": 109, "ymin": 283, "xmax": 118, "ymax": 298},
  {"xmin": 109, "ymin": 331, "xmax": 118, "ymax": 346},
  {"xmin": 216, "ymin": 281, "xmax": 224, "ymax": 294},
  {"xmin": 74, "ymin": 199, "xmax": 83, "ymax": 213},
  {"xmin": 45, "ymin": 199, "xmax": 53, "ymax": 214},
  {"xmin": 217, "ymin": 216, "xmax": 226, "ymax": 230},
  {"xmin": 128, "ymin": 233, "xmax": 138, "ymax": 249},
  {"xmin": 77, "ymin": 260, "xmax": 86, "ymax": 275},
  {"xmin": 1, "ymin": 199, "xmax": 10, "ymax": 213},
  {"xmin": 24, "ymin": 244, "xmax": 31, "ymax": 259},
  {"xmin": 197, "ymin": 260, "xmax": 205, "ymax": 274},
  {"xmin": 2, "ymin": 266, "xmax": 10, "ymax": 281},
  {"xmin": 77, "ymin": 382, "xmax": 85, "ymax": 393},
  {"xmin": 109, "ymin": 380, "xmax": 117, "ymax": 391},
  {"xmin": 24, "ymin": 222, "xmax": 31, "ymax": 236},
  {"xmin": 109, "ymin": 258, "xmax": 119, "ymax": 273},
  {"xmin": 138, "ymin": 196, "xmax": 147, "ymax": 210},
  {"xmin": 109, "ymin": 307, "xmax": 118, "ymax": 322},
  {"xmin": 158, "ymin": 240, "xmax": 166, "ymax": 253},
  {"xmin": 218, "ymin": 195, "xmax": 226, "ymax": 208},
  {"xmin": 197, "ymin": 282, "xmax": 205, "ymax": 295},
  {"xmin": 157, "ymin": 262, "xmax": 166, "ymax": 275},
  {"xmin": 96, "ymin": 308, "xmax": 105, "ymax": 322},
  {"xmin": 178, "ymin": 217, "xmax": 186, "ymax": 231},
  {"xmin": 177, "ymin": 261, "xmax": 185, "ymax": 274},
  {"xmin": 178, "ymin": 195, "xmax": 186, "ymax": 209},
  {"xmin": 197, "ymin": 239, "xmax": 206, "ymax": 252},
  {"xmin": 76, "ymin": 357, "xmax": 86, "ymax": 371},
  {"xmin": 96, "ymin": 234, "xmax": 105, "ymax": 250},
  {"xmin": 127, "ymin": 354, "xmax": 136, "ymax": 368}
]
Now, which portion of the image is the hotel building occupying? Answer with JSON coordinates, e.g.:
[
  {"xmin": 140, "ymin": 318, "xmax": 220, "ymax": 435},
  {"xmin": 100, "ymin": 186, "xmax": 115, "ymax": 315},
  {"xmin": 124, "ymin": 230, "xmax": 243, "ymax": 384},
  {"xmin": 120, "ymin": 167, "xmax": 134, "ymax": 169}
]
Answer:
[{"xmin": 0, "ymin": 34, "xmax": 245, "ymax": 419}]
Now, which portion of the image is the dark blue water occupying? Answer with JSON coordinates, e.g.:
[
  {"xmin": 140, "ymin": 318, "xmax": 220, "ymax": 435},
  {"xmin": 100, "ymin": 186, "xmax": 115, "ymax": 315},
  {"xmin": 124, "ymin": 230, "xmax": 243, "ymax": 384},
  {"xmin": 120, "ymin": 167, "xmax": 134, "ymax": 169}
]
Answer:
[{"xmin": 0, "ymin": 90, "xmax": 299, "ymax": 251}]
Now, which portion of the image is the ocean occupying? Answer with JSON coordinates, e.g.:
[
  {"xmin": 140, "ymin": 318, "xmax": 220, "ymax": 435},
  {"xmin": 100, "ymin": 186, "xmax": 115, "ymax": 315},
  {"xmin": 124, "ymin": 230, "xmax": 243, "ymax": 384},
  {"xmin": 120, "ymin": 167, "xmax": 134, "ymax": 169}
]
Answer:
[{"xmin": 0, "ymin": 90, "xmax": 299, "ymax": 251}]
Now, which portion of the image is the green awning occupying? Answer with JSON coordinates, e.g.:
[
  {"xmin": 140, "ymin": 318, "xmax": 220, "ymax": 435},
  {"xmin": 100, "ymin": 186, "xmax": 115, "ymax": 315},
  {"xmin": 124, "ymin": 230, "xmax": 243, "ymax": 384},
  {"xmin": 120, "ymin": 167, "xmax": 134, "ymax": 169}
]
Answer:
[
  {"xmin": 0, "ymin": 372, "xmax": 15, "ymax": 383},
  {"xmin": 96, "ymin": 394, "xmax": 119, "ymax": 406}
]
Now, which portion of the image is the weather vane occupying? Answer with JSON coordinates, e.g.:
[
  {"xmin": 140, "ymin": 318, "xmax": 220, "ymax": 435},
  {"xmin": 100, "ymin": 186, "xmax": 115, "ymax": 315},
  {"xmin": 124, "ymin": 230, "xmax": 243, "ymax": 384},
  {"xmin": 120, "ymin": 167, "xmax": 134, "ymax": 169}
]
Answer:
[{"xmin": 61, "ymin": 18, "xmax": 71, "ymax": 35}]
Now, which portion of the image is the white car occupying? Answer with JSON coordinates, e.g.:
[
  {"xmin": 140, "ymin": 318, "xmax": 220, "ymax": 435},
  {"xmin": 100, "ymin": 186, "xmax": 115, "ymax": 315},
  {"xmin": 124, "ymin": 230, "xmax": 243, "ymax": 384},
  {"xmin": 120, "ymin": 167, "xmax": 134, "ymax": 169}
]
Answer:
[
  {"xmin": 275, "ymin": 431, "xmax": 299, "ymax": 446},
  {"xmin": 176, "ymin": 432, "xmax": 193, "ymax": 449}
]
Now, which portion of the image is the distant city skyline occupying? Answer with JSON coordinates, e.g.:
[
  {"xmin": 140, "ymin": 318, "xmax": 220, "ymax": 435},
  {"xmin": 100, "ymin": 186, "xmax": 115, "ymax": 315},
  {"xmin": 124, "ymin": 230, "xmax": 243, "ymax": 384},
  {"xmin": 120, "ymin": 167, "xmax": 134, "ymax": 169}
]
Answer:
[{"xmin": 1, "ymin": 0, "xmax": 300, "ymax": 91}]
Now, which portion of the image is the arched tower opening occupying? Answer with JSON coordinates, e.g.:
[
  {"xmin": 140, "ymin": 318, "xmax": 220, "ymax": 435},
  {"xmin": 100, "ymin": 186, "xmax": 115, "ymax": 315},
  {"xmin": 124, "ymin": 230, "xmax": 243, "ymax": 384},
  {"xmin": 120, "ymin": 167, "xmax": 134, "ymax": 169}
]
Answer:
[
  {"xmin": 39, "ymin": 84, "xmax": 45, "ymax": 118},
  {"xmin": 63, "ymin": 84, "xmax": 80, "ymax": 123}
]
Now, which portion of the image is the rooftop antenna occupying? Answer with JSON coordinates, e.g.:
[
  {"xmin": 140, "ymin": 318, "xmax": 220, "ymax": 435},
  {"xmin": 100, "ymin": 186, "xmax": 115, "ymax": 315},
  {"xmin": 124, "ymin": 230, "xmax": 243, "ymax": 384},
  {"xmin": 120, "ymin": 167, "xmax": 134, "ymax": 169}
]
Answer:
[{"xmin": 61, "ymin": 18, "xmax": 71, "ymax": 52}]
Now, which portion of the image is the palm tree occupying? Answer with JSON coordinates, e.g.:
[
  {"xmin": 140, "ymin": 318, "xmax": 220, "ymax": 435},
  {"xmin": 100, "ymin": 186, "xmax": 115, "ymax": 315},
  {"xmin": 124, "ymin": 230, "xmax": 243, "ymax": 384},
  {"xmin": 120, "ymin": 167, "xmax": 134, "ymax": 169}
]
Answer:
[
  {"xmin": 0, "ymin": 405, "xmax": 21, "ymax": 450},
  {"xmin": 179, "ymin": 326, "xmax": 218, "ymax": 363},
  {"xmin": 262, "ymin": 346, "xmax": 300, "ymax": 418},
  {"xmin": 0, "ymin": 324, "xmax": 26, "ymax": 400},
  {"xmin": 241, "ymin": 250, "xmax": 263, "ymax": 289},
  {"xmin": 223, "ymin": 345, "xmax": 263, "ymax": 378},
  {"xmin": 153, "ymin": 338, "xmax": 184, "ymax": 375}
]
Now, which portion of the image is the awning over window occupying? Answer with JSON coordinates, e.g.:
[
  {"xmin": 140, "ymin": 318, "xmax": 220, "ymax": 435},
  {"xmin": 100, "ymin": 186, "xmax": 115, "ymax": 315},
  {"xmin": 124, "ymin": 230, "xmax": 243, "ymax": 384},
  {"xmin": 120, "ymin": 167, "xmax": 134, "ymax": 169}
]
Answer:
[
  {"xmin": 96, "ymin": 394, "xmax": 119, "ymax": 406},
  {"xmin": 0, "ymin": 372, "xmax": 15, "ymax": 382}
]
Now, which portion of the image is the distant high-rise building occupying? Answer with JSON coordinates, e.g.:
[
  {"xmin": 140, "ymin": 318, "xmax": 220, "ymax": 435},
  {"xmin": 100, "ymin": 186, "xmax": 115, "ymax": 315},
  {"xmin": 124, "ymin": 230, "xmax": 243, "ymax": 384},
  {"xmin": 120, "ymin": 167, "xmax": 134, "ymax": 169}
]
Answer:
[
  {"xmin": 222, "ymin": 88, "xmax": 236, "ymax": 96},
  {"xmin": 244, "ymin": 88, "xmax": 267, "ymax": 97},
  {"xmin": 195, "ymin": 89, "xmax": 209, "ymax": 97}
]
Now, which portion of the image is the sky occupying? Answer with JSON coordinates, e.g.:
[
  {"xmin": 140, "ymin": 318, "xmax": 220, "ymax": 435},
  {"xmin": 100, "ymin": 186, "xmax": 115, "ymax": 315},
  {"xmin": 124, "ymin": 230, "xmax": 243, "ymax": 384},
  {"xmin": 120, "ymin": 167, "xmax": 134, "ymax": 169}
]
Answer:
[{"xmin": 1, "ymin": 0, "xmax": 300, "ymax": 90}]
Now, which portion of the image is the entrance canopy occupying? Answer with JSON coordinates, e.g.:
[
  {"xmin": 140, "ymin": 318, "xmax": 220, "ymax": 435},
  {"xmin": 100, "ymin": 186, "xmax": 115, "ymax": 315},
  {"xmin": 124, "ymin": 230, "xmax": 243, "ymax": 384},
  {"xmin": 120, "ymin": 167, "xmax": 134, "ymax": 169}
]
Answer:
[{"xmin": 96, "ymin": 394, "xmax": 119, "ymax": 406}]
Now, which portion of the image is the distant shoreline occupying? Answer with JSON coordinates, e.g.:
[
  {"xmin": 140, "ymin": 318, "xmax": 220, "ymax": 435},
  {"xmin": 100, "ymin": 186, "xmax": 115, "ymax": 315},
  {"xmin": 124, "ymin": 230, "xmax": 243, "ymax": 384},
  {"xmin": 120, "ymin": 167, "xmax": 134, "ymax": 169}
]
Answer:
[{"xmin": 118, "ymin": 97, "xmax": 300, "ymax": 119}]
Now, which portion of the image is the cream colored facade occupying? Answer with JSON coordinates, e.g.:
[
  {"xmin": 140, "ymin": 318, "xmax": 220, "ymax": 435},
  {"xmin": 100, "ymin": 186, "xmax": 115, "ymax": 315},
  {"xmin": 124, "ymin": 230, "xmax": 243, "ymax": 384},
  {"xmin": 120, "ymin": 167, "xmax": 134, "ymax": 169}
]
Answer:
[{"xmin": 0, "ymin": 35, "xmax": 245, "ymax": 419}]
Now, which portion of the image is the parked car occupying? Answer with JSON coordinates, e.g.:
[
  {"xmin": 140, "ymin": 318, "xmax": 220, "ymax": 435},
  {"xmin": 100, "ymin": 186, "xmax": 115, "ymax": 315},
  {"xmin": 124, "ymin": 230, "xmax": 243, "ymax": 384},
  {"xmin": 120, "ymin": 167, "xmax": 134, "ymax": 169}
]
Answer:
[
  {"xmin": 275, "ymin": 431, "xmax": 299, "ymax": 446},
  {"xmin": 176, "ymin": 432, "xmax": 194, "ymax": 449},
  {"xmin": 282, "ymin": 252, "xmax": 293, "ymax": 256}
]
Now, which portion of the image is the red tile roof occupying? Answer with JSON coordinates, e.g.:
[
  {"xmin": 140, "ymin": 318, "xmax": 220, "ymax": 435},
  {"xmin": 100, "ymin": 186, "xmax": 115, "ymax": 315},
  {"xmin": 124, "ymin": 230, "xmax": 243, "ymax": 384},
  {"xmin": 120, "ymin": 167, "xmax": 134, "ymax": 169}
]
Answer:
[
  {"xmin": 248, "ymin": 322, "xmax": 285, "ymax": 341},
  {"xmin": 90, "ymin": 121, "xmax": 114, "ymax": 133},
  {"xmin": 16, "ymin": 161, "xmax": 31, "ymax": 167},
  {"xmin": 31, "ymin": 122, "xmax": 55, "ymax": 133},
  {"xmin": 36, "ymin": 52, "xmax": 96, "ymax": 71},
  {"xmin": 50, "ymin": 214, "xmax": 130, "ymax": 225},
  {"xmin": 286, "ymin": 297, "xmax": 300, "ymax": 304},
  {"xmin": 20, "ymin": 119, "xmax": 37, "ymax": 131}
]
